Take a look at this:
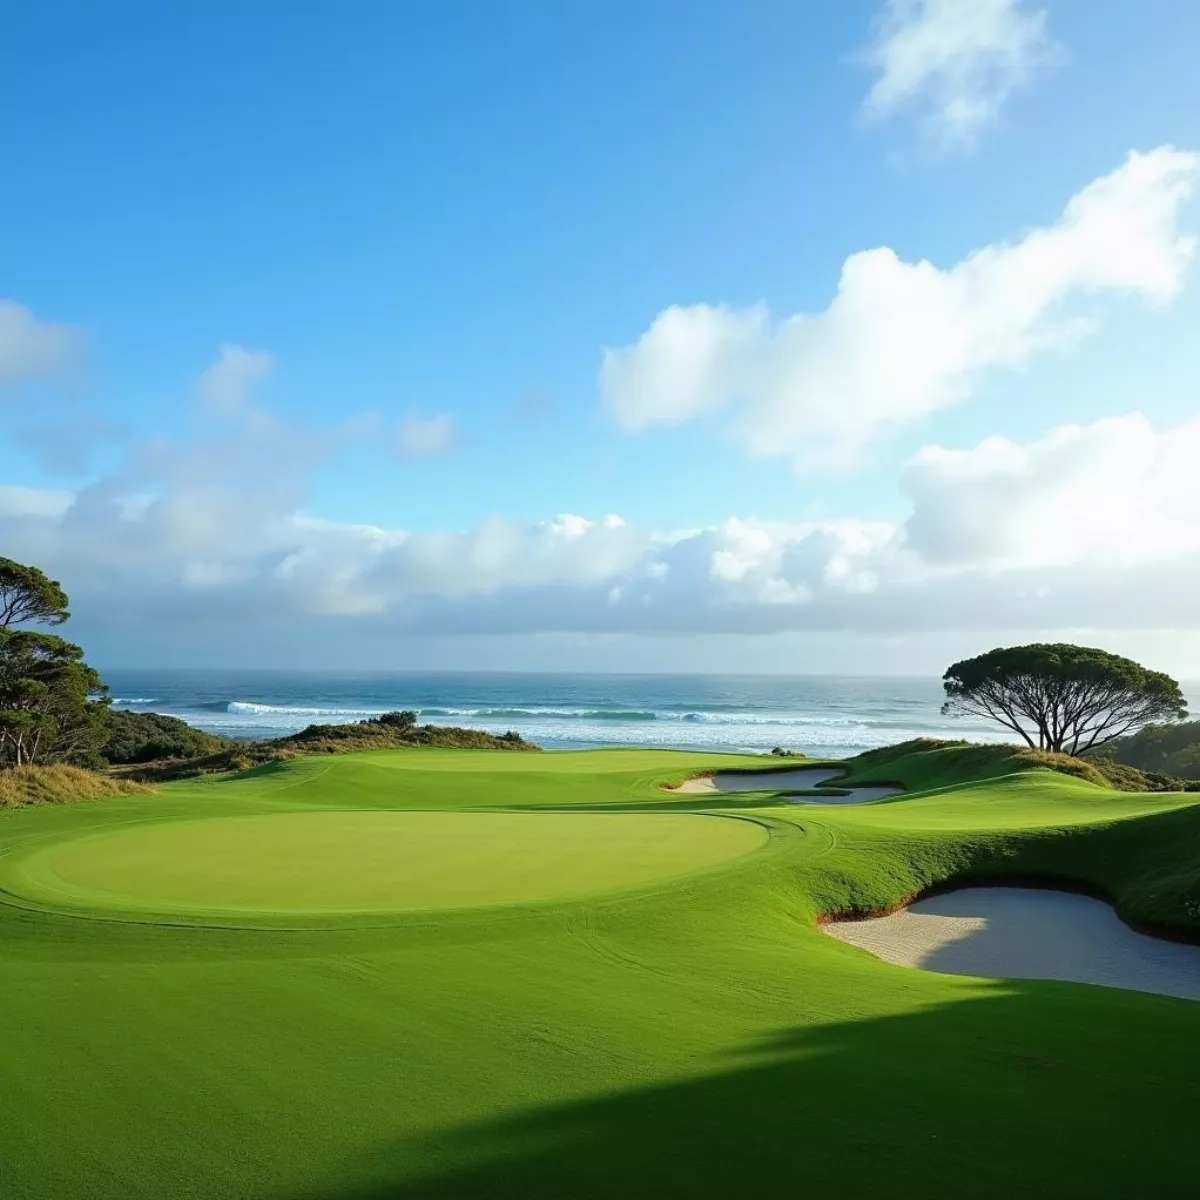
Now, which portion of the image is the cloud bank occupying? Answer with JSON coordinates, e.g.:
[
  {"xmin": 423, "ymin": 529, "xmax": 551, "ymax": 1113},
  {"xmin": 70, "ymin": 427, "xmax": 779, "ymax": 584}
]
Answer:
[
  {"xmin": 602, "ymin": 148, "xmax": 1199, "ymax": 468},
  {"xmin": 6, "ymin": 407, "xmax": 1200, "ymax": 642}
]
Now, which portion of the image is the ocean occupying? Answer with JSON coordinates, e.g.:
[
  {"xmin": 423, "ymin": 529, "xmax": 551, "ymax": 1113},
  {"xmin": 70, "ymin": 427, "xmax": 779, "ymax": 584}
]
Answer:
[{"xmin": 101, "ymin": 670, "xmax": 1020, "ymax": 757}]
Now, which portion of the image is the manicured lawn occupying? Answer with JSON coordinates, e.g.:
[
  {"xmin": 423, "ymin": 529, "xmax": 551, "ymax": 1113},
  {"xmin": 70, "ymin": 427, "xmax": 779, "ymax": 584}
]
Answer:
[
  {"xmin": 11, "ymin": 810, "xmax": 766, "ymax": 917},
  {"xmin": 2, "ymin": 745, "xmax": 1199, "ymax": 1199}
]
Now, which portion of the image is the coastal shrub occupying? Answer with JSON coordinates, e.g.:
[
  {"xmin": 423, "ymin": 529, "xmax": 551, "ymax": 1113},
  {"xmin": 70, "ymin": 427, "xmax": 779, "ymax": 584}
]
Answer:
[
  {"xmin": 123, "ymin": 716, "xmax": 538, "ymax": 781},
  {"xmin": 1102, "ymin": 720, "xmax": 1200, "ymax": 781},
  {"xmin": 288, "ymin": 713, "xmax": 535, "ymax": 751},
  {"xmin": 101, "ymin": 710, "xmax": 231, "ymax": 764},
  {"xmin": 377, "ymin": 710, "xmax": 418, "ymax": 729},
  {"xmin": 0, "ymin": 764, "xmax": 151, "ymax": 808}
]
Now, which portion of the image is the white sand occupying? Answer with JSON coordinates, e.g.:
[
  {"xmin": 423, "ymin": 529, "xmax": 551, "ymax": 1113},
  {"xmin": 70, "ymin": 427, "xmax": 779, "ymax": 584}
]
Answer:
[
  {"xmin": 667, "ymin": 768, "xmax": 902, "ymax": 804},
  {"xmin": 668, "ymin": 767, "xmax": 846, "ymax": 794},
  {"xmin": 825, "ymin": 887, "xmax": 1200, "ymax": 1001}
]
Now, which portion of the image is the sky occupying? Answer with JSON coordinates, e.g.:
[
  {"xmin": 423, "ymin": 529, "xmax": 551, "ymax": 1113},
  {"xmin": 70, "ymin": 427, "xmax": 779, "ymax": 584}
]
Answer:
[{"xmin": 4, "ymin": 0, "xmax": 1200, "ymax": 675}]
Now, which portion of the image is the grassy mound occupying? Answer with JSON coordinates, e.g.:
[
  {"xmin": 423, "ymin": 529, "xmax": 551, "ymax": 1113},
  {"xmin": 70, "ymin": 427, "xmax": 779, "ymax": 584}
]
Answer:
[
  {"xmin": 843, "ymin": 736, "xmax": 1189, "ymax": 792},
  {"xmin": 0, "ymin": 764, "xmax": 151, "ymax": 808}
]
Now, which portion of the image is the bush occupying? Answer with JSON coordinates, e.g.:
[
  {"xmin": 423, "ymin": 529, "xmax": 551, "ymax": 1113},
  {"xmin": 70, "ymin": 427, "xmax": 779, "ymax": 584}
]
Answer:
[
  {"xmin": 100, "ymin": 710, "xmax": 231, "ymax": 764},
  {"xmin": 377, "ymin": 710, "xmax": 418, "ymax": 729},
  {"xmin": 122, "ymin": 714, "xmax": 538, "ymax": 782},
  {"xmin": 1102, "ymin": 720, "xmax": 1200, "ymax": 781}
]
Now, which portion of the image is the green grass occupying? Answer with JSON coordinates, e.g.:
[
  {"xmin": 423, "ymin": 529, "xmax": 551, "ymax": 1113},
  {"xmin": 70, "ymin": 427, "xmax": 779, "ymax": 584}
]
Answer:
[
  {"xmin": 9, "ymin": 810, "xmax": 766, "ymax": 918},
  {"xmin": 2, "ymin": 743, "xmax": 1200, "ymax": 1199}
]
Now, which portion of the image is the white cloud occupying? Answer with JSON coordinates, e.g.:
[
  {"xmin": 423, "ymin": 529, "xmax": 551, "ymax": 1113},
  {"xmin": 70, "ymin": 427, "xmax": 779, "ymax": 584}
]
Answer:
[
  {"xmin": 11, "ymin": 410, "xmax": 1200, "ymax": 645},
  {"xmin": 195, "ymin": 344, "xmax": 275, "ymax": 415},
  {"xmin": 861, "ymin": 0, "xmax": 1054, "ymax": 150},
  {"xmin": 601, "ymin": 305, "xmax": 765, "ymax": 431},
  {"xmin": 398, "ymin": 411, "xmax": 458, "ymax": 458},
  {"xmin": 602, "ymin": 148, "xmax": 1200, "ymax": 468},
  {"xmin": 903, "ymin": 413, "xmax": 1200, "ymax": 568},
  {"xmin": 0, "ymin": 300, "xmax": 84, "ymax": 388}
]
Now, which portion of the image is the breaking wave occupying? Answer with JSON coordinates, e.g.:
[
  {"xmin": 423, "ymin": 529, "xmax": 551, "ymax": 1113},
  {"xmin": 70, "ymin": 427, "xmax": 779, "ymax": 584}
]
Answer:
[{"xmin": 207, "ymin": 701, "xmax": 872, "ymax": 728}]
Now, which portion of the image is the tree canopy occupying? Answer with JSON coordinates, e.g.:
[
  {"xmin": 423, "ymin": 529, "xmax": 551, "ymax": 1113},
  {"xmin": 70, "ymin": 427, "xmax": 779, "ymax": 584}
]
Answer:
[
  {"xmin": 0, "ymin": 557, "xmax": 70, "ymax": 628},
  {"xmin": 942, "ymin": 643, "xmax": 1187, "ymax": 756},
  {"xmin": 0, "ymin": 629, "xmax": 109, "ymax": 766}
]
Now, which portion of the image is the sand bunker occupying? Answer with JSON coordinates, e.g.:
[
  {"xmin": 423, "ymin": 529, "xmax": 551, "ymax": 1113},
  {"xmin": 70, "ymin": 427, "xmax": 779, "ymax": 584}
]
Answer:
[
  {"xmin": 825, "ymin": 887, "xmax": 1200, "ymax": 1001},
  {"xmin": 669, "ymin": 767, "xmax": 846, "ymax": 794},
  {"xmin": 668, "ymin": 768, "xmax": 902, "ymax": 804}
]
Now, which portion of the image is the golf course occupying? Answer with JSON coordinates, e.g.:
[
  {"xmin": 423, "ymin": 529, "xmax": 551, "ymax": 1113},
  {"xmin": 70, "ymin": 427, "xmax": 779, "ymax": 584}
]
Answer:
[{"xmin": 3, "ymin": 741, "xmax": 1200, "ymax": 1198}]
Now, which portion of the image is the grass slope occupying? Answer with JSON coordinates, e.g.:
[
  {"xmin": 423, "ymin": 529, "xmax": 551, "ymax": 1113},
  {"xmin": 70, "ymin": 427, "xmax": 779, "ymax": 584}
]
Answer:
[{"xmin": 2, "ymin": 744, "xmax": 1199, "ymax": 1199}]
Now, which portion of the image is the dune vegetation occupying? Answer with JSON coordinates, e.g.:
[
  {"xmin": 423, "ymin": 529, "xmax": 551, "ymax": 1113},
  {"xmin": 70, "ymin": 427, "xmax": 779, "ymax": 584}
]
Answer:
[
  {"xmin": 1106, "ymin": 718, "xmax": 1200, "ymax": 781},
  {"xmin": 0, "ymin": 763, "xmax": 150, "ymax": 808},
  {"xmin": 111, "ymin": 710, "xmax": 537, "ymax": 781},
  {"xmin": 2, "ymin": 740, "xmax": 1200, "ymax": 1199}
]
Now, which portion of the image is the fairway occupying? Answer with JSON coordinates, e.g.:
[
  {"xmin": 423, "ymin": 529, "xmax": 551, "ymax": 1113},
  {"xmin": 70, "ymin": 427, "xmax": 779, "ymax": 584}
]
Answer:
[
  {"xmin": 4, "ymin": 744, "xmax": 1200, "ymax": 1200},
  {"xmin": 10, "ymin": 809, "xmax": 767, "ymax": 917}
]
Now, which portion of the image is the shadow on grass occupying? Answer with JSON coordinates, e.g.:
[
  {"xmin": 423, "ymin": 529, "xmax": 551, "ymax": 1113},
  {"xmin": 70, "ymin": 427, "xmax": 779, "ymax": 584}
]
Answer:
[{"xmin": 298, "ymin": 983, "xmax": 1200, "ymax": 1200}]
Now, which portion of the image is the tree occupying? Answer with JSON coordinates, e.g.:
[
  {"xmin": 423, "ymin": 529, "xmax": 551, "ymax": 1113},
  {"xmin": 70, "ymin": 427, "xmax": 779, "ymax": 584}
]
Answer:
[
  {"xmin": 0, "ymin": 557, "xmax": 70, "ymax": 627},
  {"xmin": 0, "ymin": 629, "xmax": 108, "ymax": 766},
  {"xmin": 942, "ymin": 643, "xmax": 1187, "ymax": 756}
]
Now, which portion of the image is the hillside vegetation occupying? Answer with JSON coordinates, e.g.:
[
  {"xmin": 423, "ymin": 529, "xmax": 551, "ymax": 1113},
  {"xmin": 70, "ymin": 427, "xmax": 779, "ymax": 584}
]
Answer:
[
  {"xmin": 845, "ymin": 736, "xmax": 1199, "ymax": 793},
  {"xmin": 0, "ymin": 764, "xmax": 151, "ymax": 808},
  {"xmin": 1105, "ymin": 719, "xmax": 1200, "ymax": 781},
  {"xmin": 119, "ymin": 710, "xmax": 537, "ymax": 781},
  {"xmin": 101, "ymin": 709, "xmax": 232, "ymax": 764}
]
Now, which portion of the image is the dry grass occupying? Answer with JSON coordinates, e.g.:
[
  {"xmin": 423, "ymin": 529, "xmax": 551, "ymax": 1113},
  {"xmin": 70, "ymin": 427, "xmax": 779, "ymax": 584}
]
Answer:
[{"xmin": 0, "ymin": 764, "xmax": 152, "ymax": 808}]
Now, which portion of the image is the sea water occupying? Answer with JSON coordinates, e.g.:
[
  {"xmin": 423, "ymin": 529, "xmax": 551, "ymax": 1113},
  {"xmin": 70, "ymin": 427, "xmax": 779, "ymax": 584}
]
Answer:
[{"xmin": 100, "ymin": 670, "xmax": 1020, "ymax": 756}]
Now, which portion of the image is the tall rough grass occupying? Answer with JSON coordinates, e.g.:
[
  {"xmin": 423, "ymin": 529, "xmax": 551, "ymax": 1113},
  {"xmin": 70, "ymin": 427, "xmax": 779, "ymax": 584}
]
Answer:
[{"xmin": 0, "ymin": 765, "xmax": 152, "ymax": 808}]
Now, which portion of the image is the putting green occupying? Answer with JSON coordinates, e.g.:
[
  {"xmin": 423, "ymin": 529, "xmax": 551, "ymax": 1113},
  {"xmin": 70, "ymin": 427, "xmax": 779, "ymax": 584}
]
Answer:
[{"xmin": 10, "ymin": 809, "xmax": 767, "ymax": 917}]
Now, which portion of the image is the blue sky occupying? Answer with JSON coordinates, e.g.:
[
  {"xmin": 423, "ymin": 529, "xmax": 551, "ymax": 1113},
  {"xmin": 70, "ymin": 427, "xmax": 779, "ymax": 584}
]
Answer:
[{"xmin": 4, "ymin": 1, "xmax": 1200, "ymax": 672}]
